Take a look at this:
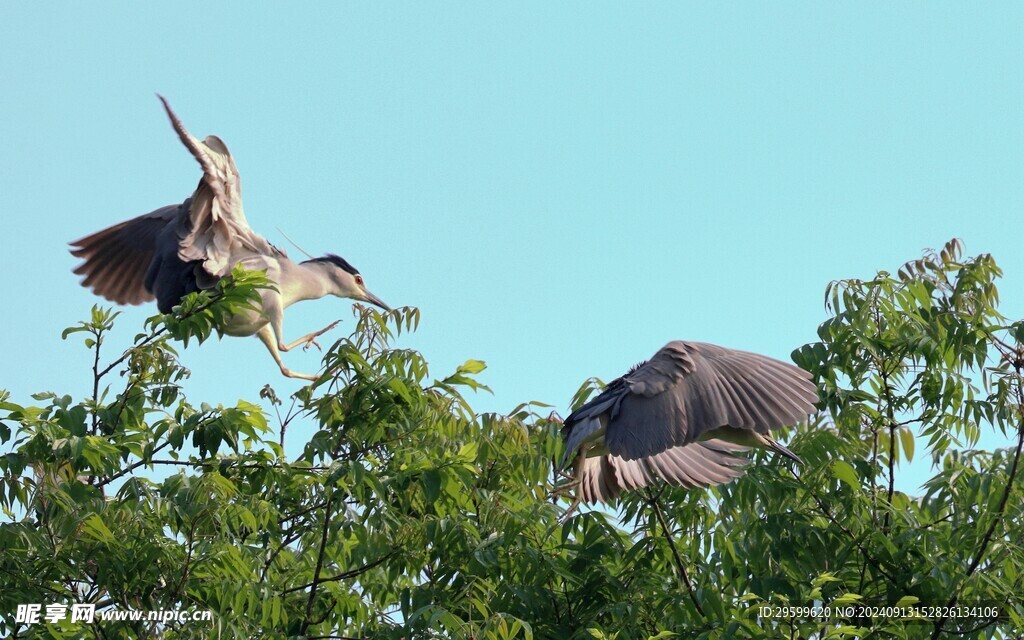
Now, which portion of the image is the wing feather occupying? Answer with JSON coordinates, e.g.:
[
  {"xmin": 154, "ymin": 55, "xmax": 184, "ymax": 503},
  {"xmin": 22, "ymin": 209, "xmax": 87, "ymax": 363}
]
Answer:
[
  {"xmin": 157, "ymin": 96, "xmax": 277, "ymax": 278},
  {"xmin": 577, "ymin": 456, "xmax": 620, "ymax": 504},
  {"xmin": 603, "ymin": 341, "xmax": 816, "ymax": 460},
  {"xmin": 577, "ymin": 442, "xmax": 750, "ymax": 504},
  {"xmin": 69, "ymin": 205, "xmax": 180, "ymax": 305}
]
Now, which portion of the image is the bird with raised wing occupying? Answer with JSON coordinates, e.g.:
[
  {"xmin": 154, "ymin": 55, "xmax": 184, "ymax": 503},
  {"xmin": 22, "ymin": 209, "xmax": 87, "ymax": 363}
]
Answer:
[
  {"xmin": 559, "ymin": 340, "xmax": 817, "ymax": 504},
  {"xmin": 70, "ymin": 96, "xmax": 389, "ymax": 380}
]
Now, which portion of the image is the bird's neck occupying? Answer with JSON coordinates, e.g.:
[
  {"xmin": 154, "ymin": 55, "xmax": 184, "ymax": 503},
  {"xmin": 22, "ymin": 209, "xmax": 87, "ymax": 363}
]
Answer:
[{"xmin": 279, "ymin": 260, "xmax": 332, "ymax": 308}]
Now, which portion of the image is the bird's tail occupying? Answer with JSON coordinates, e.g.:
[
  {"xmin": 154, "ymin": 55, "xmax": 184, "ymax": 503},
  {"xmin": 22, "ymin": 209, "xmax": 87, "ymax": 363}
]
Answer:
[{"xmin": 560, "ymin": 417, "xmax": 603, "ymax": 470}]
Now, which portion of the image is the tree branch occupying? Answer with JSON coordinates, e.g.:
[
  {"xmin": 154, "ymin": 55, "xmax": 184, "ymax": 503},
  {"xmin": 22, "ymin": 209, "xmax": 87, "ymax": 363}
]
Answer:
[
  {"xmin": 281, "ymin": 551, "xmax": 395, "ymax": 595},
  {"xmin": 95, "ymin": 289, "xmax": 229, "ymax": 382},
  {"xmin": 878, "ymin": 366, "xmax": 898, "ymax": 534},
  {"xmin": 94, "ymin": 440, "xmax": 172, "ymax": 488},
  {"xmin": 646, "ymin": 490, "xmax": 704, "ymax": 617},
  {"xmin": 299, "ymin": 488, "xmax": 337, "ymax": 635},
  {"xmin": 90, "ymin": 327, "xmax": 103, "ymax": 434},
  {"xmin": 795, "ymin": 470, "xmax": 904, "ymax": 588}
]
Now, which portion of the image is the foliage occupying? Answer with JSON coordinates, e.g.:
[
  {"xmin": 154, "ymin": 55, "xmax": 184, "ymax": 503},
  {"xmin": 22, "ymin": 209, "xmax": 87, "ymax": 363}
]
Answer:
[{"xmin": 1, "ymin": 239, "xmax": 1022, "ymax": 639}]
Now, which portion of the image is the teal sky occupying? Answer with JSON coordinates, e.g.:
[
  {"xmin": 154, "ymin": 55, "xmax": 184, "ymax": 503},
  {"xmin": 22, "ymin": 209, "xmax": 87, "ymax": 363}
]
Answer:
[{"xmin": 1, "ymin": 3, "xmax": 1021, "ymax": 492}]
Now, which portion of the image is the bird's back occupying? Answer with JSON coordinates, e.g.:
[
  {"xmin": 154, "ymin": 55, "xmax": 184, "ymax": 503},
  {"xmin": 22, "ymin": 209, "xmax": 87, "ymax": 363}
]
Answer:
[{"xmin": 142, "ymin": 197, "xmax": 227, "ymax": 313}]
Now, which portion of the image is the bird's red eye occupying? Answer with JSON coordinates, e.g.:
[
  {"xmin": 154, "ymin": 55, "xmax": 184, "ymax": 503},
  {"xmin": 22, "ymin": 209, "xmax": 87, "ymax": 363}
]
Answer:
[{"xmin": 355, "ymin": 275, "xmax": 364, "ymax": 286}]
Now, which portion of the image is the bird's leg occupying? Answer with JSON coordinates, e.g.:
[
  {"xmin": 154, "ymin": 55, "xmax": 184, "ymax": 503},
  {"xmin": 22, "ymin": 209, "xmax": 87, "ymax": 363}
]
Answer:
[
  {"xmin": 278, "ymin": 320, "xmax": 341, "ymax": 352},
  {"xmin": 550, "ymin": 474, "xmax": 583, "ymax": 526},
  {"xmin": 542, "ymin": 477, "xmax": 584, "ymax": 535},
  {"xmin": 257, "ymin": 325, "xmax": 317, "ymax": 381},
  {"xmin": 266, "ymin": 303, "xmax": 336, "ymax": 353},
  {"xmin": 557, "ymin": 495, "xmax": 583, "ymax": 525},
  {"xmin": 555, "ymin": 449, "xmax": 593, "ymax": 525},
  {"xmin": 549, "ymin": 451, "xmax": 585, "ymax": 524},
  {"xmin": 549, "ymin": 473, "xmax": 579, "ymax": 497}
]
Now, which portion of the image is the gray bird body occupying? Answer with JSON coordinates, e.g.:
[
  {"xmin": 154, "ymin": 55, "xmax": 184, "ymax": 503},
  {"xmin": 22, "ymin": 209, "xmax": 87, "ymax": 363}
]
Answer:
[
  {"xmin": 561, "ymin": 341, "xmax": 817, "ymax": 503},
  {"xmin": 70, "ymin": 97, "xmax": 388, "ymax": 380}
]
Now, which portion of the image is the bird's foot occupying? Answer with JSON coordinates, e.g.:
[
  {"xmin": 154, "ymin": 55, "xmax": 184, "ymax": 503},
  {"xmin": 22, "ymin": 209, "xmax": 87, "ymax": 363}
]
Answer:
[
  {"xmin": 301, "ymin": 320, "xmax": 342, "ymax": 351},
  {"xmin": 302, "ymin": 337, "xmax": 322, "ymax": 352},
  {"xmin": 557, "ymin": 496, "xmax": 582, "ymax": 525},
  {"xmin": 554, "ymin": 468, "xmax": 575, "ymax": 481},
  {"xmin": 548, "ymin": 477, "xmax": 579, "ymax": 499}
]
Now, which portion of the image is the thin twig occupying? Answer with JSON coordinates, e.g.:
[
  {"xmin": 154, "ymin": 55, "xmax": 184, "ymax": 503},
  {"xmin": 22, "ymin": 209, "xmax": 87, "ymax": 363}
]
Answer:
[
  {"xmin": 793, "ymin": 469, "xmax": 903, "ymax": 587},
  {"xmin": 646, "ymin": 490, "xmax": 704, "ymax": 617},
  {"xmin": 95, "ymin": 292, "xmax": 227, "ymax": 382},
  {"xmin": 90, "ymin": 327, "xmax": 103, "ymax": 434},
  {"xmin": 94, "ymin": 440, "xmax": 172, "ymax": 488},
  {"xmin": 299, "ymin": 489, "xmax": 337, "ymax": 635},
  {"xmin": 878, "ymin": 366, "xmax": 898, "ymax": 534},
  {"xmin": 145, "ymin": 459, "xmax": 328, "ymax": 472},
  {"xmin": 281, "ymin": 551, "xmax": 395, "ymax": 595}
]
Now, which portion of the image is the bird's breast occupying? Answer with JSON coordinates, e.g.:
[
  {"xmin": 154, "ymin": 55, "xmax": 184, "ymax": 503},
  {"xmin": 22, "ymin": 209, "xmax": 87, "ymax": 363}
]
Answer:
[{"xmin": 219, "ymin": 308, "xmax": 270, "ymax": 337}]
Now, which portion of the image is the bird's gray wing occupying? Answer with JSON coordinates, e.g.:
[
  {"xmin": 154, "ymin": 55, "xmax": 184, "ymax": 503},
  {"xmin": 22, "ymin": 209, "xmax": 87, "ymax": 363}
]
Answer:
[
  {"xmin": 158, "ymin": 96, "xmax": 277, "ymax": 278},
  {"xmin": 69, "ymin": 205, "xmax": 180, "ymax": 305},
  {"xmin": 605, "ymin": 341, "xmax": 817, "ymax": 461},
  {"xmin": 577, "ymin": 441, "xmax": 749, "ymax": 504}
]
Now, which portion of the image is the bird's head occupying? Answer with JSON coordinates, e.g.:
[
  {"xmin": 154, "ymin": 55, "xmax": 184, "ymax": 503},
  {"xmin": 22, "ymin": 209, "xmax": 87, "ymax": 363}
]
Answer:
[{"xmin": 302, "ymin": 254, "xmax": 390, "ymax": 311}]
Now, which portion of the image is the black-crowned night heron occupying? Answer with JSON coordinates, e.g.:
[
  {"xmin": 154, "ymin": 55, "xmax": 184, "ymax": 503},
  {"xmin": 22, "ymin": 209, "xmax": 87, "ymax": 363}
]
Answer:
[
  {"xmin": 70, "ymin": 96, "xmax": 389, "ymax": 380},
  {"xmin": 560, "ymin": 341, "xmax": 817, "ymax": 503}
]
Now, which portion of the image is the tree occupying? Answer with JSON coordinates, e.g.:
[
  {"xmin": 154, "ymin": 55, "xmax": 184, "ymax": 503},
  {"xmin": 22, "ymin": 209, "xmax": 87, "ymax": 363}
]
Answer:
[{"xmin": 1, "ymin": 239, "xmax": 1022, "ymax": 639}]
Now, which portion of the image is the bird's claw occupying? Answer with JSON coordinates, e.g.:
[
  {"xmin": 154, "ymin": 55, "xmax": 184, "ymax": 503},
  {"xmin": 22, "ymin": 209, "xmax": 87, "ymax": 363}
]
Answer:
[
  {"xmin": 549, "ymin": 480, "xmax": 575, "ymax": 498},
  {"xmin": 302, "ymin": 320, "xmax": 342, "ymax": 351}
]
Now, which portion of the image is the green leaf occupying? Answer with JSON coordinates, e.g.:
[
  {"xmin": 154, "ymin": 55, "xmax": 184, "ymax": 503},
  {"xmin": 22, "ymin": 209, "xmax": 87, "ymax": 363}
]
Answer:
[
  {"xmin": 423, "ymin": 469, "xmax": 441, "ymax": 503},
  {"xmin": 458, "ymin": 359, "xmax": 487, "ymax": 374},
  {"xmin": 61, "ymin": 325, "xmax": 89, "ymax": 340},
  {"xmin": 80, "ymin": 514, "xmax": 115, "ymax": 543},
  {"xmin": 831, "ymin": 460, "xmax": 860, "ymax": 490},
  {"xmin": 899, "ymin": 427, "xmax": 915, "ymax": 462},
  {"xmin": 894, "ymin": 595, "xmax": 919, "ymax": 608}
]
